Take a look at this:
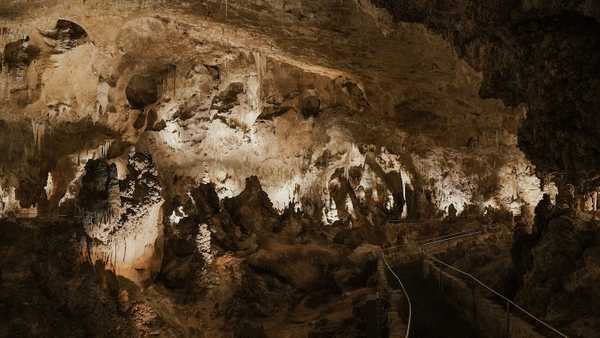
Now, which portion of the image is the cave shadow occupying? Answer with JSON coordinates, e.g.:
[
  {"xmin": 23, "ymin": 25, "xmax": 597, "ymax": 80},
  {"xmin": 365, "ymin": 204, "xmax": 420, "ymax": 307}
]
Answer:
[
  {"xmin": 0, "ymin": 217, "xmax": 141, "ymax": 338},
  {"xmin": 390, "ymin": 262, "xmax": 481, "ymax": 338}
]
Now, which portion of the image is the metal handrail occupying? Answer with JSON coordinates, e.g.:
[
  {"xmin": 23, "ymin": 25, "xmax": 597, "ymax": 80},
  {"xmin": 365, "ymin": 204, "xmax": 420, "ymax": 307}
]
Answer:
[
  {"xmin": 420, "ymin": 230, "xmax": 483, "ymax": 248},
  {"xmin": 381, "ymin": 251, "xmax": 412, "ymax": 338},
  {"xmin": 383, "ymin": 230, "xmax": 484, "ymax": 254},
  {"xmin": 383, "ymin": 227, "xmax": 566, "ymax": 337},
  {"xmin": 378, "ymin": 229, "xmax": 485, "ymax": 338},
  {"xmin": 418, "ymin": 230, "xmax": 477, "ymax": 244},
  {"xmin": 424, "ymin": 253, "xmax": 569, "ymax": 338}
]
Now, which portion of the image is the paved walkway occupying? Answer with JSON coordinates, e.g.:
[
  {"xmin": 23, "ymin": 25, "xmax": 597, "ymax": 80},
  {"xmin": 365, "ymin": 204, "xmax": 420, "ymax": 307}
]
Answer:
[{"xmin": 379, "ymin": 225, "xmax": 568, "ymax": 338}]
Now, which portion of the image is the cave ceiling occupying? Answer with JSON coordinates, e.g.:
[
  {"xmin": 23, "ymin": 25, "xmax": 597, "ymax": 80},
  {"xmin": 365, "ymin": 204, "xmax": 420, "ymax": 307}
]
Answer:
[{"xmin": 2, "ymin": 0, "xmax": 598, "ymax": 221}]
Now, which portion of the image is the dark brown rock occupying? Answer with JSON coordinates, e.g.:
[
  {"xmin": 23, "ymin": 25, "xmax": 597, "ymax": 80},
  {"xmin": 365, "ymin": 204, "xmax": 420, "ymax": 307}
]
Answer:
[
  {"xmin": 223, "ymin": 176, "xmax": 280, "ymax": 234},
  {"xmin": 126, "ymin": 74, "xmax": 160, "ymax": 110}
]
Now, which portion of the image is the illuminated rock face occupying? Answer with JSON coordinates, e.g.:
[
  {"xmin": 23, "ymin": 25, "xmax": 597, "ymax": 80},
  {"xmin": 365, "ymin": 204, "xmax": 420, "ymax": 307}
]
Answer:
[
  {"xmin": 0, "ymin": 0, "xmax": 565, "ymax": 280},
  {"xmin": 373, "ymin": 0, "xmax": 600, "ymax": 193},
  {"xmin": 79, "ymin": 151, "xmax": 164, "ymax": 285},
  {"xmin": 0, "ymin": 2, "xmax": 542, "ymax": 222},
  {"xmin": 0, "ymin": 4, "xmax": 556, "ymax": 296}
]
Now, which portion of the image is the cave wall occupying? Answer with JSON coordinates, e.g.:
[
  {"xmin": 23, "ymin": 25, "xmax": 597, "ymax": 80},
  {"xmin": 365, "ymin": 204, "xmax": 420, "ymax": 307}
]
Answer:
[
  {"xmin": 0, "ymin": 2, "xmax": 539, "ymax": 217},
  {"xmin": 0, "ymin": 0, "xmax": 555, "ymax": 284},
  {"xmin": 372, "ymin": 0, "xmax": 600, "ymax": 193}
]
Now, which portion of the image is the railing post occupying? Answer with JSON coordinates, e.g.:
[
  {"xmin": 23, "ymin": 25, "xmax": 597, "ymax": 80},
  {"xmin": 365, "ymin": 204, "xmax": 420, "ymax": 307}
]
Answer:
[{"xmin": 505, "ymin": 300, "xmax": 511, "ymax": 338}]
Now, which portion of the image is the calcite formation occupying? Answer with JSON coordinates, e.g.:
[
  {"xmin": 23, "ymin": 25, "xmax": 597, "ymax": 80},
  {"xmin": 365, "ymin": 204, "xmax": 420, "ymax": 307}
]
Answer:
[
  {"xmin": 0, "ymin": 0, "xmax": 546, "ymax": 225},
  {"xmin": 2, "ymin": 1, "xmax": 599, "ymax": 338}
]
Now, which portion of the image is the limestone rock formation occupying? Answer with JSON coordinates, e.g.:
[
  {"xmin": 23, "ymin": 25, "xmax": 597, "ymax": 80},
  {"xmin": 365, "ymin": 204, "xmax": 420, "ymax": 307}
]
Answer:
[
  {"xmin": 373, "ymin": 0, "xmax": 600, "ymax": 193},
  {"xmin": 0, "ymin": 0, "xmax": 549, "ymax": 223},
  {"xmin": 514, "ymin": 214, "xmax": 600, "ymax": 337},
  {"xmin": 2, "ymin": 1, "xmax": 599, "ymax": 337},
  {"xmin": 76, "ymin": 151, "xmax": 164, "ymax": 285},
  {"xmin": 223, "ymin": 176, "xmax": 280, "ymax": 235}
]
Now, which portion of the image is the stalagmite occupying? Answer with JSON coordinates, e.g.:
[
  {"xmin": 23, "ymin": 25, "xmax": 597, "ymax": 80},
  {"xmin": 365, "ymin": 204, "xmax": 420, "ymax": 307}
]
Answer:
[{"xmin": 196, "ymin": 223, "xmax": 213, "ymax": 265}]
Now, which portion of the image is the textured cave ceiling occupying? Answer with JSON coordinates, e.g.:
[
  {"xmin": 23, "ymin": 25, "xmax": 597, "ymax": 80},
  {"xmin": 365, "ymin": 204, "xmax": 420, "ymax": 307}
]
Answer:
[{"xmin": 1, "ymin": 0, "xmax": 599, "ymax": 220}]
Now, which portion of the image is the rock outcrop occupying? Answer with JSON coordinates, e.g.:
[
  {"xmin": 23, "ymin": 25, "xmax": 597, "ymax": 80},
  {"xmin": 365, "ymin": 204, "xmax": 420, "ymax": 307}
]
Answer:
[
  {"xmin": 77, "ymin": 151, "xmax": 164, "ymax": 285},
  {"xmin": 223, "ymin": 176, "xmax": 280, "ymax": 235},
  {"xmin": 0, "ymin": 218, "xmax": 138, "ymax": 337},
  {"xmin": 374, "ymin": 0, "xmax": 600, "ymax": 192},
  {"xmin": 512, "ymin": 211, "xmax": 600, "ymax": 337}
]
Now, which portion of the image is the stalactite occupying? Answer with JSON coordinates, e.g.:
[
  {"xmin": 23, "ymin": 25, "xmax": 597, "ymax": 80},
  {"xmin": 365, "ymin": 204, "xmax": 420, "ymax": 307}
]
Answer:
[
  {"xmin": 168, "ymin": 64, "xmax": 177, "ymax": 98},
  {"xmin": 123, "ymin": 236, "xmax": 127, "ymax": 263},
  {"xmin": 31, "ymin": 120, "xmax": 46, "ymax": 152},
  {"xmin": 0, "ymin": 68, "xmax": 6, "ymax": 102},
  {"xmin": 253, "ymin": 51, "xmax": 267, "ymax": 116},
  {"xmin": 401, "ymin": 172, "xmax": 408, "ymax": 219},
  {"xmin": 113, "ymin": 240, "xmax": 117, "ymax": 273},
  {"xmin": 158, "ymin": 74, "xmax": 165, "ymax": 99},
  {"xmin": 0, "ymin": 185, "xmax": 6, "ymax": 216},
  {"xmin": 100, "ymin": 140, "xmax": 112, "ymax": 158}
]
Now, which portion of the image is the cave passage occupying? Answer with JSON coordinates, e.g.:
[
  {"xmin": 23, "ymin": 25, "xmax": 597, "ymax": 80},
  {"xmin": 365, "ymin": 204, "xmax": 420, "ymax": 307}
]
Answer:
[{"xmin": 390, "ymin": 262, "xmax": 481, "ymax": 338}]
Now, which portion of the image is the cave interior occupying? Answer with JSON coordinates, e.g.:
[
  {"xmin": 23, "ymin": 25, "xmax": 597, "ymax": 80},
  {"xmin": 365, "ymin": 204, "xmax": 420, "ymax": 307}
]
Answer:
[{"xmin": 1, "ymin": 1, "xmax": 600, "ymax": 338}]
